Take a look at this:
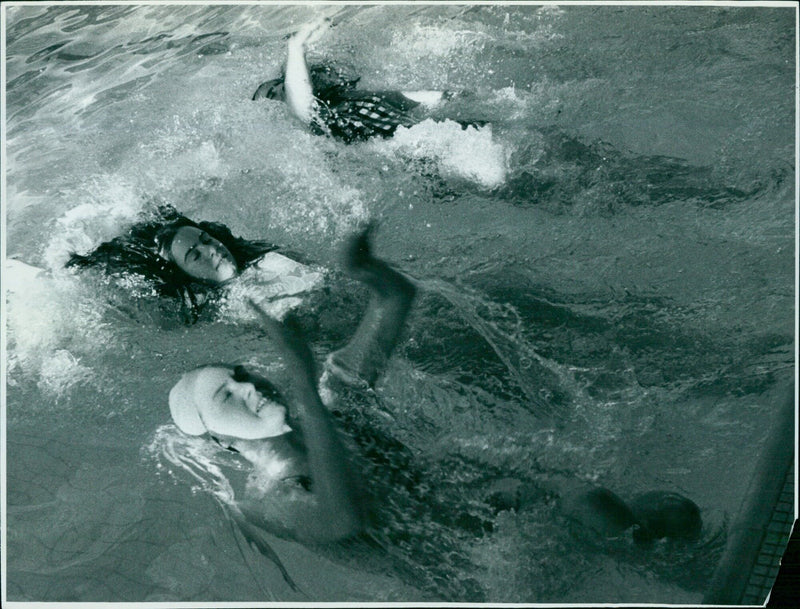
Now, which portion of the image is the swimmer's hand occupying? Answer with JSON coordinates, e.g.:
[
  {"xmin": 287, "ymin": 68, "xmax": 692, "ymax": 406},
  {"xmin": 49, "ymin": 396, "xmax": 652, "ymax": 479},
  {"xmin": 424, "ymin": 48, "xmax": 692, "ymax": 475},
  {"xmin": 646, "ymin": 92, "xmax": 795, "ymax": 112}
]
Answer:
[
  {"xmin": 341, "ymin": 224, "xmax": 416, "ymax": 298},
  {"xmin": 285, "ymin": 17, "xmax": 327, "ymax": 127},
  {"xmin": 247, "ymin": 299, "xmax": 317, "ymax": 389},
  {"xmin": 342, "ymin": 222, "xmax": 377, "ymax": 273},
  {"xmin": 290, "ymin": 16, "xmax": 331, "ymax": 48}
]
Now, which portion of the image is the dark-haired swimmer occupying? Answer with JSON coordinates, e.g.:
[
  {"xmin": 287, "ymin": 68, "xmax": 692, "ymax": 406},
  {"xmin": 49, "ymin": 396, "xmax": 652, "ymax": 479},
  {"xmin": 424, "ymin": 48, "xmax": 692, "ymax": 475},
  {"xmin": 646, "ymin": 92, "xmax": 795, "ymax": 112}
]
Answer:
[
  {"xmin": 67, "ymin": 204, "xmax": 321, "ymax": 321},
  {"xmin": 168, "ymin": 227, "xmax": 416, "ymax": 541},
  {"xmin": 156, "ymin": 223, "xmax": 238, "ymax": 284},
  {"xmin": 253, "ymin": 18, "xmax": 476, "ymax": 143}
]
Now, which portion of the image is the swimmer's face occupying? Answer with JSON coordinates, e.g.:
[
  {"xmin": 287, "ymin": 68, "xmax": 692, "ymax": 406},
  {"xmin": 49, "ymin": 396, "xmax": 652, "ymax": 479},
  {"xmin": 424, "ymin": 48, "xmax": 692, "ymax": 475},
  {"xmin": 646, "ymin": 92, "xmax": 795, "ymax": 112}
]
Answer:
[
  {"xmin": 266, "ymin": 81, "xmax": 285, "ymax": 100},
  {"xmin": 167, "ymin": 226, "xmax": 237, "ymax": 283},
  {"xmin": 253, "ymin": 78, "xmax": 285, "ymax": 101},
  {"xmin": 194, "ymin": 366, "xmax": 290, "ymax": 436}
]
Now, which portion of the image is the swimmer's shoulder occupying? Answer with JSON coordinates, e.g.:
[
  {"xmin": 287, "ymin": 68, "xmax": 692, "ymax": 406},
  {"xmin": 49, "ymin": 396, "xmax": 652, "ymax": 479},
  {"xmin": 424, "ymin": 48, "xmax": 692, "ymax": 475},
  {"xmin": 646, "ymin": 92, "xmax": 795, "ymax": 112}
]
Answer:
[
  {"xmin": 254, "ymin": 250, "xmax": 308, "ymax": 272},
  {"xmin": 252, "ymin": 251, "xmax": 325, "ymax": 291},
  {"xmin": 256, "ymin": 248, "xmax": 317, "ymax": 268}
]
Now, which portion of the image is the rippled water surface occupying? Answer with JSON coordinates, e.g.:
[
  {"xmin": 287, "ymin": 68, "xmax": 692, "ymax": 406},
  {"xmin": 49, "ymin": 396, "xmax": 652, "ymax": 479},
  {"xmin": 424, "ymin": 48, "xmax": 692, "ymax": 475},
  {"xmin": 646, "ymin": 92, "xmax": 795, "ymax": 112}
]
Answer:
[{"xmin": 3, "ymin": 3, "xmax": 796, "ymax": 603}]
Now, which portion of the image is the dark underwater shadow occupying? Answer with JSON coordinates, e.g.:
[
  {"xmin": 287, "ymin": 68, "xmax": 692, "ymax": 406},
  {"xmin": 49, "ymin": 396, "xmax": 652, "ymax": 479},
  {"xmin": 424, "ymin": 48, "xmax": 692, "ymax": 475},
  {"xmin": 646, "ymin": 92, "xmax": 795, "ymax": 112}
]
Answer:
[{"xmin": 501, "ymin": 127, "xmax": 771, "ymax": 213}]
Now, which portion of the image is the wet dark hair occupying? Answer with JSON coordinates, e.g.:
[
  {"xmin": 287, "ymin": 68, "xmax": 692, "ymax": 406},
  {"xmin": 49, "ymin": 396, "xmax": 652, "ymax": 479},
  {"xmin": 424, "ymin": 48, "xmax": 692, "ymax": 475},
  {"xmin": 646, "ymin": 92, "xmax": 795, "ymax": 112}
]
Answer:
[
  {"xmin": 252, "ymin": 77, "xmax": 286, "ymax": 101},
  {"xmin": 66, "ymin": 203, "xmax": 278, "ymax": 322}
]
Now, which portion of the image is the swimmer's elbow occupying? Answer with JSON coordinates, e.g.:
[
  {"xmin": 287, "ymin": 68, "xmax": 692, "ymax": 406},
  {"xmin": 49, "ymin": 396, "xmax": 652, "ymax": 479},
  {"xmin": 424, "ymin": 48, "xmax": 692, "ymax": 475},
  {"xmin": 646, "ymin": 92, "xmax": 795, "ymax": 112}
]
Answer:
[
  {"xmin": 284, "ymin": 84, "xmax": 322, "ymax": 128},
  {"xmin": 283, "ymin": 47, "xmax": 317, "ymax": 126},
  {"xmin": 303, "ymin": 494, "xmax": 364, "ymax": 542},
  {"xmin": 286, "ymin": 99, "xmax": 315, "ymax": 126}
]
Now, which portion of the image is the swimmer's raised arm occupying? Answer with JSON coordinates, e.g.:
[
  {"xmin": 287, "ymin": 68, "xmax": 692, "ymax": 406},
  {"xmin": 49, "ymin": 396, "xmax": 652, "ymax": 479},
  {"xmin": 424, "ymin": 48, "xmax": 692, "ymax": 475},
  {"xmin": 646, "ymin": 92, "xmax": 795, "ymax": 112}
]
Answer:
[
  {"xmin": 284, "ymin": 17, "xmax": 330, "ymax": 128},
  {"xmin": 249, "ymin": 300, "xmax": 364, "ymax": 541},
  {"xmin": 327, "ymin": 226, "xmax": 417, "ymax": 386}
]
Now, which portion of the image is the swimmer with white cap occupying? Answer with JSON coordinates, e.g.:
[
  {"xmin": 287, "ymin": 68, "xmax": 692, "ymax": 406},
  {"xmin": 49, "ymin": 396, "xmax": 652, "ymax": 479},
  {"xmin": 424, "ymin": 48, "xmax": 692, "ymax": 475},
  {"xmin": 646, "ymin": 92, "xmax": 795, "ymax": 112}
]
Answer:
[{"xmin": 168, "ymin": 226, "xmax": 415, "ymax": 541}]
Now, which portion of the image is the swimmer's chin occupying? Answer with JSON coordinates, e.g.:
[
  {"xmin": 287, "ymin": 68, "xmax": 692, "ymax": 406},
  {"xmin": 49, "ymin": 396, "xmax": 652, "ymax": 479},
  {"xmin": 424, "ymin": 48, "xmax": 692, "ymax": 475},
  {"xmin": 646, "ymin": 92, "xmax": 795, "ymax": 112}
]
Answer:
[
  {"xmin": 268, "ymin": 423, "xmax": 293, "ymax": 437},
  {"xmin": 252, "ymin": 423, "xmax": 293, "ymax": 439},
  {"xmin": 215, "ymin": 261, "xmax": 238, "ymax": 282},
  {"xmin": 199, "ymin": 264, "xmax": 237, "ymax": 285}
]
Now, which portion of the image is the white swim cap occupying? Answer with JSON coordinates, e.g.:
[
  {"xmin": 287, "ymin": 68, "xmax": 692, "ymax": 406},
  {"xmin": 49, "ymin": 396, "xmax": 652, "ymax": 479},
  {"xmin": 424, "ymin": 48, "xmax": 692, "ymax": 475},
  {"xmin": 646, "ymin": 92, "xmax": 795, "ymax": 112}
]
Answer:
[{"xmin": 168, "ymin": 371, "xmax": 207, "ymax": 435}]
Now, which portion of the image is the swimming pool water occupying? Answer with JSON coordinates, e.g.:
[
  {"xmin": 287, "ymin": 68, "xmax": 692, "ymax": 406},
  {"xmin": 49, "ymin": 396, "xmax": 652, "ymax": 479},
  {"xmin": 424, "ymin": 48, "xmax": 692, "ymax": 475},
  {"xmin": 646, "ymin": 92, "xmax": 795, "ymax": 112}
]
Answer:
[{"xmin": 3, "ymin": 3, "xmax": 796, "ymax": 603}]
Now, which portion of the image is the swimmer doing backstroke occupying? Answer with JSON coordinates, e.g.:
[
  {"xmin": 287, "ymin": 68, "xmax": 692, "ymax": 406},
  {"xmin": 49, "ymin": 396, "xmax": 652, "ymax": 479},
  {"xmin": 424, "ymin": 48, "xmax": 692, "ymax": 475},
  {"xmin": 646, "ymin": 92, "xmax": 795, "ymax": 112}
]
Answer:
[
  {"xmin": 67, "ymin": 204, "xmax": 321, "ymax": 321},
  {"xmin": 163, "ymin": 224, "xmax": 704, "ymax": 549},
  {"xmin": 167, "ymin": 226, "xmax": 415, "ymax": 540},
  {"xmin": 253, "ymin": 17, "xmax": 483, "ymax": 143}
]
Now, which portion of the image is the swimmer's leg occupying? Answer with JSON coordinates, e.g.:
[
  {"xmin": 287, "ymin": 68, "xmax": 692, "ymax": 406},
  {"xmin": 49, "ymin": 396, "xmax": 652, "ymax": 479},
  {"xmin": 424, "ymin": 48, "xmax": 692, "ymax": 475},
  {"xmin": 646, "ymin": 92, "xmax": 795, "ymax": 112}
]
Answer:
[{"xmin": 327, "ymin": 226, "xmax": 416, "ymax": 387}]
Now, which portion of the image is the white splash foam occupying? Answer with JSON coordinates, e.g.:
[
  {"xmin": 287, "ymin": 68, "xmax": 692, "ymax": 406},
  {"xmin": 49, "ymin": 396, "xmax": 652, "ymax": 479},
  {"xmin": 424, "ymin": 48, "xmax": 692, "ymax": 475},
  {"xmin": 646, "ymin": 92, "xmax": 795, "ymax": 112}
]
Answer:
[
  {"xmin": 42, "ymin": 177, "xmax": 143, "ymax": 272},
  {"xmin": 147, "ymin": 424, "xmax": 293, "ymax": 501},
  {"xmin": 36, "ymin": 350, "xmax": 93, "ymax": 397},
  {"xmin": 487, "ymin": 86, "xmax": 532, "ymax": 120},
  {"xmin": 266, "ymin": 145, "xmax": 370, "ymax": 237},
  {"xmin": 391, "ymin": 23, "xmax": 490, "ymax": 59},
  {"xmin": 139, "ymin": 131, "xmax": 229, "ymax": 193},
  {"xmin": 6, "ymin": 260, "xmax": 66, "ymax": 365},
  {"xmin": 5, "ymin": 259, "xmax": 110, "ymax": 394},
  {"xmin": 378, "ymin": 119, "xmax": 510, "ymax": 189},
  {"xmin": 148, "ymin": 425, "xmax": 240, "ymax": 502}
]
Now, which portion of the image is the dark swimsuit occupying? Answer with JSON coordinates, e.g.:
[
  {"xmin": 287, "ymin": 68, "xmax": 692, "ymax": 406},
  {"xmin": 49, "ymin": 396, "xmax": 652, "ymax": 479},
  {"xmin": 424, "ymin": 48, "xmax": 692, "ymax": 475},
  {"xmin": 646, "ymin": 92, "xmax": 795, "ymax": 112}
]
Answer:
[
  {"xmin": 254, "ymin": 65, "xmax": 422, "ymax": 143},
  {"xmin": 314, "ymin": 89, "xmax": 420, "ymax": 143}
]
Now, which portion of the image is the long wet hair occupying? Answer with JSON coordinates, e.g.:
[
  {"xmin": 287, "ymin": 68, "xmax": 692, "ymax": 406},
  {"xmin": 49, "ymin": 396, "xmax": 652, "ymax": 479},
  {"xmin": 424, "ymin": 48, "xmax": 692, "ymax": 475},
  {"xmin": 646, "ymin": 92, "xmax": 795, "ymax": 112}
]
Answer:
[{"xmin": 66, "ymin": 204, "xmax": 278, "ymax": 322}]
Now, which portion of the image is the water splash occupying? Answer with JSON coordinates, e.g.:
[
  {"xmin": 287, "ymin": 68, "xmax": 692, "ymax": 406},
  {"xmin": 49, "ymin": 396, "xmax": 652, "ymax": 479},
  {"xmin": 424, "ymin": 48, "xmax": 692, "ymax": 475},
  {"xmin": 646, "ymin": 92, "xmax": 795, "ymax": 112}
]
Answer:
[
  {"xmin": 417, "ymin": 276, "xmax": 576, "ymax": 420},
  {"xmin": 146, "ymin": 425, "xmax": 300, "ymax": 592},
  {"xmin": 5, "ymin": 259, "xmax": 112, "ymax": 394},
  {"xmin": 42, "ymin": 176, "xmax": 144, "ymax": 271},
  {"xmin": 376, "ymin": 119, "xmax": 510, "ymax": 189},
  {"xmin": 36, "ymin": 350, "xmax": 93, "ymax": 397}
]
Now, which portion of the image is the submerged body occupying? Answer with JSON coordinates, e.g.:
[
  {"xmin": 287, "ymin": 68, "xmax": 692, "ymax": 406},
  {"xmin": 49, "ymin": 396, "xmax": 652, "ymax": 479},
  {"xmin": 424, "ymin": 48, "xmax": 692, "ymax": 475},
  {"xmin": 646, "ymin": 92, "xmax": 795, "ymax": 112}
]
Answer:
[
  {"xmin": 166, "ymin": 228, "xmax": 704, "ymax": 553},
  {"xmin": 562, "ymin": 487, "xmax": 639, "ymax": 539},
  {"xmin": 564, "ymin": 486, "xmax": 702, "ymax": 545},
  {"xmin": 629, "ymin": 491, "xmax": 703, "ymax": 544}
]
